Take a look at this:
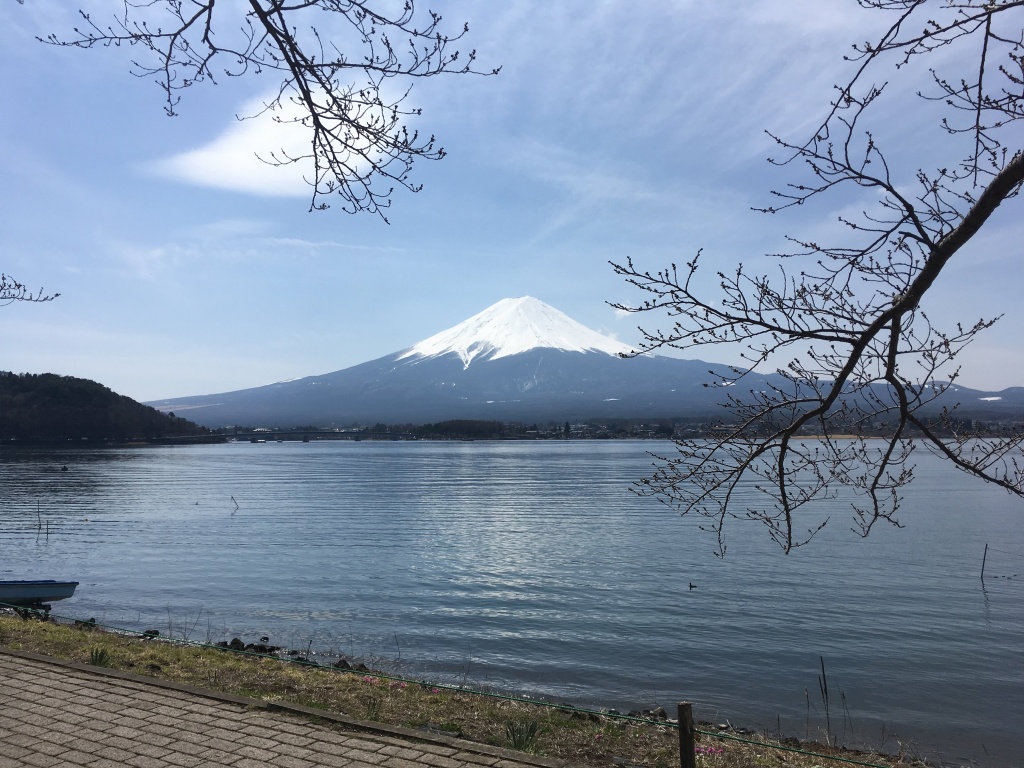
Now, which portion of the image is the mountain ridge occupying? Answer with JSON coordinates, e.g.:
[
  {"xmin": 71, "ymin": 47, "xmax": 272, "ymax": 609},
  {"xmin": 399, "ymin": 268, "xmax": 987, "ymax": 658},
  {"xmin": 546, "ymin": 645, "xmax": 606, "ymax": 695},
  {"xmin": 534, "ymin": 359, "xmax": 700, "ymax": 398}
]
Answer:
[{"xmin": 146, "ymin": 298, "xmax": 1024, "ymax": 428}]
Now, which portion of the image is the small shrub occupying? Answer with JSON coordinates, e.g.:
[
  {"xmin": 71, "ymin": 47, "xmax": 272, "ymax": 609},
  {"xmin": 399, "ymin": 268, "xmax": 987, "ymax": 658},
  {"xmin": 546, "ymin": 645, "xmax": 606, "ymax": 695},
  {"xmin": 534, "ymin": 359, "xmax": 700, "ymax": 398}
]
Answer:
[
  {"xmin": 89, "ymin": 646, "xmax": 111, "ymax": 667},
  {"xmin": 506, "ymin": 719, "xmax": 539, "ymax": 752}
]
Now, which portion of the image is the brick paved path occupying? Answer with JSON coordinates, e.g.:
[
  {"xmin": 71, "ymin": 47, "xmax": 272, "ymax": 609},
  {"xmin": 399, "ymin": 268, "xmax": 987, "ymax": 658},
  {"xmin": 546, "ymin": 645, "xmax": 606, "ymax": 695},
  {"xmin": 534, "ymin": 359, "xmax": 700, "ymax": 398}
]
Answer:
[{"xmin": 0, "ymin": 650, "xmax": 568, "ymax": 768}]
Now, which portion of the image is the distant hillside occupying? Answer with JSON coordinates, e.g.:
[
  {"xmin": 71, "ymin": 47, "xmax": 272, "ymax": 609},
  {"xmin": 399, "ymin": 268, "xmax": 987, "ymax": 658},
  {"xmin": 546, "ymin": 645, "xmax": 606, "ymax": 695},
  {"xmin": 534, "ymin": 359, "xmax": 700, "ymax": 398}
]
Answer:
[{"xmin": 0, "ymin": 372, "xmax": 213, "ymax": 444}]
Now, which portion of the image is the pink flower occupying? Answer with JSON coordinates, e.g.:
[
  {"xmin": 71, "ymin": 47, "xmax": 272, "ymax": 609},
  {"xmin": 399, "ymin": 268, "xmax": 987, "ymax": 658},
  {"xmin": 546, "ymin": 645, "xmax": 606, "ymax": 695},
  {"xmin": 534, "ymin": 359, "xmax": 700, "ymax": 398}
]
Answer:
[{"xmin": 694, "ymin": 746, "xmax": 724, "ymax": 755}]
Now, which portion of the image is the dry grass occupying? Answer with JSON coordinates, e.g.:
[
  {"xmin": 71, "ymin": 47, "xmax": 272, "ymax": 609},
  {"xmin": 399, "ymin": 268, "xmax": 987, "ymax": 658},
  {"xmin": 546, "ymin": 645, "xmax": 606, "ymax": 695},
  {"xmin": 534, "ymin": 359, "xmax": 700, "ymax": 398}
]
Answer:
[{"xmin": 0, "ymin": 613, "xmax": 924, "ymax": 768}]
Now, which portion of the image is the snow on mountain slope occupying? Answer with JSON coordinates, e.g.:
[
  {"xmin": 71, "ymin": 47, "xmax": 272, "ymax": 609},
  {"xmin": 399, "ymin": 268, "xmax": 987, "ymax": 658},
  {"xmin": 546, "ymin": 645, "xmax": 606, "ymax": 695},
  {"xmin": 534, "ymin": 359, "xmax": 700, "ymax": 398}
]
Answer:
[{"xmin": 397, "ymin": 296, "xmax": 635, "ymax": 368}]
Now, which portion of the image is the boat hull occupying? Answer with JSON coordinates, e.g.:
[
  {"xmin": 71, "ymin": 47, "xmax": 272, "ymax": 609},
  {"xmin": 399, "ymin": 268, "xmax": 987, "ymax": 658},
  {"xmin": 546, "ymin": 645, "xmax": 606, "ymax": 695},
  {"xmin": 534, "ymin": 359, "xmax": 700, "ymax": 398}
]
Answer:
[{"xmin": 0, "ymin": 580, "xmax": 79, "ymax": 606}]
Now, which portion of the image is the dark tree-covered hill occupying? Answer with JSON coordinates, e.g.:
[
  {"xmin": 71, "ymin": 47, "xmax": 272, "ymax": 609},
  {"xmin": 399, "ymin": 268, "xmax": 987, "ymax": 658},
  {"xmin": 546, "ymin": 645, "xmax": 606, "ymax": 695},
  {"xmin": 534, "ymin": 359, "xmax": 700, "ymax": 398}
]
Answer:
[{"xmin": 0, "ymin": 372, "xmax": 213, "ymax": 443}]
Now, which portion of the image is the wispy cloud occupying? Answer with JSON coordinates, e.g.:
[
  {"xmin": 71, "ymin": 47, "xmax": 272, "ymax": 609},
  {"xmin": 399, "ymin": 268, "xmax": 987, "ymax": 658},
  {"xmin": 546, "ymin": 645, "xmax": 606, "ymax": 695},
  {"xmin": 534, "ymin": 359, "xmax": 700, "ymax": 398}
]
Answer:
[
  {"xmin": 148, "ymin": 92, "xmax": 314, "ymax": 197},
  {"xmin": 109, "ymin": 241, "xmax": 201, "ymax": 282}
]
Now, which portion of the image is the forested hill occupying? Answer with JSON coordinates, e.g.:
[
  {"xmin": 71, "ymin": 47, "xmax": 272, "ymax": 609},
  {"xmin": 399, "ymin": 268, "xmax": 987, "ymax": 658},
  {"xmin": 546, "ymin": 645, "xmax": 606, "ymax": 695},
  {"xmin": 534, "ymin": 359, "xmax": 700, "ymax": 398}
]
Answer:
[{"xmin": 0, "ymin": 372, "xmax": 213, "ymax": 444}]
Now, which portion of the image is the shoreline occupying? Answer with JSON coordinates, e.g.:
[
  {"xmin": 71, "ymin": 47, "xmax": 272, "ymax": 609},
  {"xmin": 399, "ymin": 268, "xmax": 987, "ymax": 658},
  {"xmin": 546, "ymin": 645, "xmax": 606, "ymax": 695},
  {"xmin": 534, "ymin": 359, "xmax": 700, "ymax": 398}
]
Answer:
[{"xmin": 0, "ymin": 608, "xmax": 935, "ymax": 768}]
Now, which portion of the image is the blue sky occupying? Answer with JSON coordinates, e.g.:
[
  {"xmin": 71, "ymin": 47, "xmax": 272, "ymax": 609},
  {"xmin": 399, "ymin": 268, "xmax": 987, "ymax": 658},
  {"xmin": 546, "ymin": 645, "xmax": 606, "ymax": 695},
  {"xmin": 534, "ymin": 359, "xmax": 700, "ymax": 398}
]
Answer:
[{"xmin": 2, "ymin": 1, "xmax": 1021, "ymax": 402}]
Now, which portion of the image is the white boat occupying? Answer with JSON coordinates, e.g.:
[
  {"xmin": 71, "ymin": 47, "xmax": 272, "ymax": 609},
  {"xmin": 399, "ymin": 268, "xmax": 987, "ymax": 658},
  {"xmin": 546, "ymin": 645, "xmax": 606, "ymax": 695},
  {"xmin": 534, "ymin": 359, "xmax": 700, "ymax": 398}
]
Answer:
[{"xmin": 0, "ymin": 580, "xmax": 79, "ymax": 607}]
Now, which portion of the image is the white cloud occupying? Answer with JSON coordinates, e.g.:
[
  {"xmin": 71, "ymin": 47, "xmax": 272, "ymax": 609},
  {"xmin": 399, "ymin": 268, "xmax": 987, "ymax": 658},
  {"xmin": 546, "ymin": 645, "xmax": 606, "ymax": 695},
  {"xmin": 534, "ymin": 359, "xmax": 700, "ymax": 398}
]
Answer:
[
  {"xmin": 109, "ymin": 241, "xmax": 199, "ymax": 282},
  {"xmin": 149, "ymin": 93, "xmax": 314, "ymax": 197}
]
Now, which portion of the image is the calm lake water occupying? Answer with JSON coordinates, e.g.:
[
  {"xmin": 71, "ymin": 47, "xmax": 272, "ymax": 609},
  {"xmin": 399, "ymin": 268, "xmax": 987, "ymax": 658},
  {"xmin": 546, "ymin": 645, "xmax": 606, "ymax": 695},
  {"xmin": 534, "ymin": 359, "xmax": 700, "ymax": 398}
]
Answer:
[{"xmin": 1, "ymin": 441, "xmax": 1022, "ymax": 766}]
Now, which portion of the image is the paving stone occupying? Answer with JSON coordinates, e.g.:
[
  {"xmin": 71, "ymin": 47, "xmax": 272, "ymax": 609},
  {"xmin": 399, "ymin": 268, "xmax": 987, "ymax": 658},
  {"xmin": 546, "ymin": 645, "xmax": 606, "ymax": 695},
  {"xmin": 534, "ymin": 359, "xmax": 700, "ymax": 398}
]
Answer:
[
  {"xmin": 0, "ymin": 652, "xmax": 548, "ymax": 768},
  {"xmin": 131, "ymin": 741, "xmax": 173, "ymax": 759},
  {"xmin": 184, "ymin": 708, "xmax": 226, "ymax": 720},
  {"xmin": 47, "ymin": 718, "xmax": 87, "ymax": 735},
  {"xmin": 233, "ymin": 745, "xmax": 281, "ymax": 762},
  {"xmin": 234, "ymin": 734, "xmax": 281, "ymax": 751},
  {"xmin": 200, "ymin": 736, "xmax": 242, "ymax": 754},
  {"xmin": 178, "ymin": 710, "xmax": 219, "ymax": 725},
  {"xmin": 141, "ymin": 722, "xmax": 181, "ymax": 737},
  {"xmin": 17, "ymin": 711, "xmax": 62, "ymax": 730},
  {"xmin": 94, "ymin": 745, "xmax": 140, "ymax": 762},
  {"xmin": 19, "ymin": 683, "xmax": 51, "ymax": 697},
  {"xmin": 28, "ymin": 740, "xmax": 71, "ymax": 757},
  {"xmin": 68, "ymin": 686, "xmax": 105, "ymax": 699},
  {"xmin": 379, "ymin": 745, "xmax": 428, "ymax": 760},
  {"xmin": 339, "ymin": 737, "xmax": 388, "ymax": 753},
  {"xmin": 194, "ymin": 746, "xmax": 240, "ymax": 764},
  {"xmin": 422, "ymin": 753, "xmax": 474, "ymax": 768},
  {"xmin": 61, "ymin": 712, "xmax": 95, "ymax": 726},
  {"xmin": 161, "ymin": 752, "xmax": 207, "ymax": 768},
  {"xmin": 145, "ymin": 715, "xmax": 186, "ymax": 730},
  {"xmin": 64, "ymin": 736, "xmax": 106, "ymax": 754},
  {"xmin": 232, "ymin": 759, "xmax": 277, "ymax": 768},
  {"xmin": 272, "ymin": 730, "xmax": 317, "ymax": 747},
  {"xmin": 272, "ymin": 753, "xmax": 318, "ymax": 768},
  {"xmin": 99, "ymin": 734, "xmax": 144, "ymax": 752},
  {"xmin": 107, "ymin": 724, "xmax": 147, "ymax": 741},
  {"xmin": 173, "ymin": 729, "xmax": 211, "ymax": 745},
  {"xmin": 41, "ymin": 730, "xmax": 82, "ymax": 746},
  {"xmin": 308, "ymin": 754, "xmax": 353, "ymax": 768},
  {"xmin": 21, "ymin": 752, "xmax": 65, "ymax": 768},
  {"xmin": 315, "ymin": 729, "xmax": 360, "ymax": 746},
  {"xmin": 64, "ymin": 703, "xmax": 99, "ymax": 717},
  {"xmin": 205, "ymin": 725, "xmax": 246, "ymax": 742},
  {"xmin": 312, "ymin": 740, "xmax": 353, "ymax": 758},
  {"xmin": 168, "ymin": 739, "xmax": 210, "ymax": 757},
  {"xmin": 385, "ymin": 756, "xmax": 432, "ymax": 768},
  {"xmin": 269, "ymin": 743, "xmax": 321, "ymax": 762},
  {"xmin": 273, "ymin": 720, "xmax": 320, "ymax": 737},
  {"xmin": 52, "ymin": 752, "xmax": 104, "ymax": 767},
  {"xmin": 414, "ymin": 743, "xmax": 460, "ymax": 757},
  {"xmin": 453, "ymin": 754, "xmax": 501, "ymax": 766},
  {"xmin": 110, "ymin": 716, "xmax": 152, "ymax": 732},
  {"xmin": 4, "ymin": 732, "xmax": 42, "ymax": 749},
  {"xmin": 127, "ymin": 755, "xmax": 172, "ymax": 768},
  {"xmin": 344, "ymin": 748, "xmax": 388, "ymax": 763},
  {"xmin": 91, "ymin": 699, "xmax": 131, "ymax": 714},
  {"xmin": 150, "ymin": 704, "xmax": 191, "ymax": 718}
]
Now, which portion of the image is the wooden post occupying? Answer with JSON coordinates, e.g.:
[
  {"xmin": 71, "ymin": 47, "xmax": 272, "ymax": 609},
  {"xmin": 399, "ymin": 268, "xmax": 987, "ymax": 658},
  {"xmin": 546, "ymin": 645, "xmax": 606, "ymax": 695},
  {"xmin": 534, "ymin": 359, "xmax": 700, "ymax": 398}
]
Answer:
[
  {"xmin": 981, "ymin": 543, "xmax": 988, "ymax": 582},
  {"xmin": 678, "ymin": 702, "xmax": 696, "ymax": 768}
]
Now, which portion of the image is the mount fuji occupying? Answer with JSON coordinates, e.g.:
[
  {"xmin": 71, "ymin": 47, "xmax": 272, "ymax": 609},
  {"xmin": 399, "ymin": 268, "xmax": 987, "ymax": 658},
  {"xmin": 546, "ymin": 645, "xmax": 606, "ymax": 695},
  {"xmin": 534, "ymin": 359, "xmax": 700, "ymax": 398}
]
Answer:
[
  {"xmin": 148, "ymin": 296, "xmax": 751, "ymax": 427},
  {"xmin": 145, "ymin": 296, "xmax": 1021, "ymax": 428},
  {"xmin": 397, "ymin": 296, "xmax": 635, "ymax": 367}
]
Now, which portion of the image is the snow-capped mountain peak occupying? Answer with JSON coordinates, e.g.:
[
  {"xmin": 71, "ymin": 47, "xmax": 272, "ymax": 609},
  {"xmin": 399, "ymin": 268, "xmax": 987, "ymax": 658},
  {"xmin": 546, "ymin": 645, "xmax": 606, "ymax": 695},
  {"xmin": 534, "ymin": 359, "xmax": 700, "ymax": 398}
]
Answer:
[{"xmin": 397, "ymin": 296, "xmax": 634, "ymax": 368}]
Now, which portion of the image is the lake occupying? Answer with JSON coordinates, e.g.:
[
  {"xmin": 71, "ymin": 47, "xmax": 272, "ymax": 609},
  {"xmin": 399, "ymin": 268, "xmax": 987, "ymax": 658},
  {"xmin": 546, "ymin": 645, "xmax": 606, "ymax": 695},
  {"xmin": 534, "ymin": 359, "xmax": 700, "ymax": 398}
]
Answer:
[{"xmin": 1, "ymin": 441, "xmax": 1021, "ymax": 766}]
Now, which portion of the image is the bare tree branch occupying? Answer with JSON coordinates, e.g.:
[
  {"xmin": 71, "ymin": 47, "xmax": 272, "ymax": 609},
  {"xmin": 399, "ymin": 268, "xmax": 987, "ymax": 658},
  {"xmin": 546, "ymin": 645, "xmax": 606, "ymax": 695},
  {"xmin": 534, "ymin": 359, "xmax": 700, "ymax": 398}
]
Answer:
[
  {"xmin": 612, "ymin": 0, "xmax": 1024, "ymax": 555},
  {"xmin": 40, "ymin": 1, "xmax": 499, "ymax": 220},
  {"xmin": 0, "ymin": 274, "xmax": 59, "ymax": 306}
]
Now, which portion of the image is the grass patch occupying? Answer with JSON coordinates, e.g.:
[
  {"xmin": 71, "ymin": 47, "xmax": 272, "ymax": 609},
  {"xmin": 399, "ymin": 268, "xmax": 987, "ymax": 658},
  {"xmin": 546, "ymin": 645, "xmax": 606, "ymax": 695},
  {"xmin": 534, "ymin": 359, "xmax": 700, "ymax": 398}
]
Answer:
[{"xmin": 0, "ymin": 613, "xmax": 924, "ymax": 768}]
